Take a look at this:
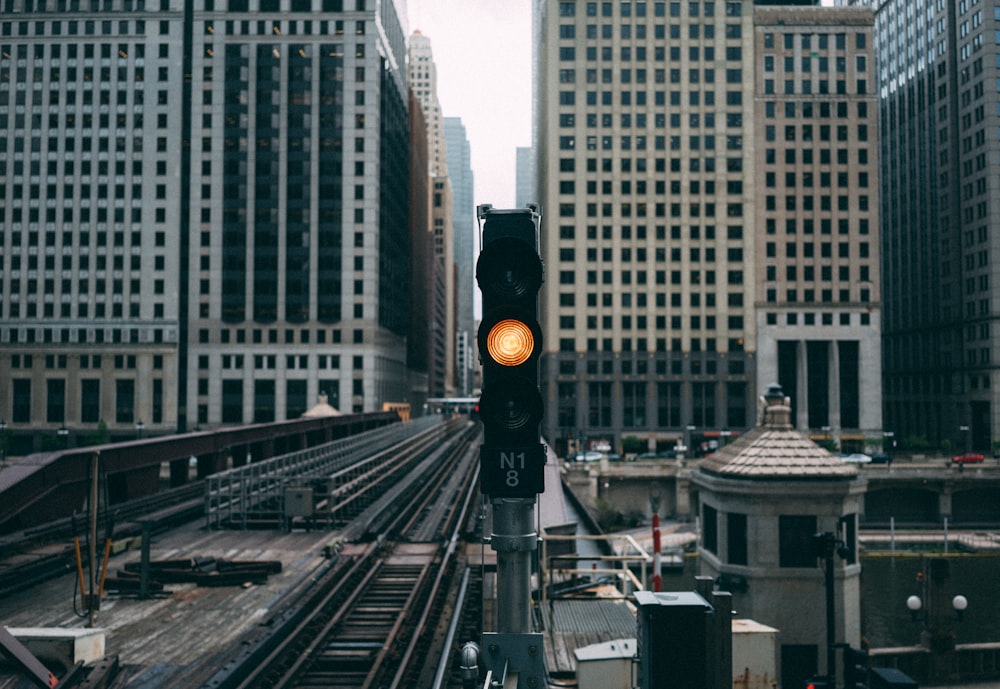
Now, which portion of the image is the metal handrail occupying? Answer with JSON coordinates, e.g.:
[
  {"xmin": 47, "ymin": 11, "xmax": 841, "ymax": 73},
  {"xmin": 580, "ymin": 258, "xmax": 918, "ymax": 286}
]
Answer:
[
  {"xmin": 539, "ymin": 532, "xmax": 651, "ymax": 603},
  {"xmin": 205, "ymin": 416, "xmax": 442, "ymax": 528}
]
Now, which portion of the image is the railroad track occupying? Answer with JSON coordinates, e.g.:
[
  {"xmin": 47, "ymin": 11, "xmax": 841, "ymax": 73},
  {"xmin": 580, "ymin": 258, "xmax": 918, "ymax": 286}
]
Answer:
[
  {"xmin": 0, "ymin": 419, "xmax": 485, "ymax": 689},
  {"xmin": 190, "ymin": 420, "xmax": 482, "ymax": 689},
  {"xmin": 0, "ymin": 483, "xmax": 205, "ymax": 599}
]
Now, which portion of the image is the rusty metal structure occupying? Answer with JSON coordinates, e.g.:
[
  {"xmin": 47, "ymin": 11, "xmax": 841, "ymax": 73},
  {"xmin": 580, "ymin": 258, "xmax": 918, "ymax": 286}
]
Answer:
[{"xmin": 0, "ymin": 411, "xmax": 400, "ymax": 535}]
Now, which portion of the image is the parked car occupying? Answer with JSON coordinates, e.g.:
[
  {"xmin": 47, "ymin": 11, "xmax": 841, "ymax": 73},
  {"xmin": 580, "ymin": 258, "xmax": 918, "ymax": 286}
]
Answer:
[
  {"xmin": 840, "ymin": 453, "xmax": 872, "ymax": 463},
  {"xmin": 871, "ymin": 453, "xmax": 893, "ymax": 464},
  {"xmin": 951, "ymin": 452, "xmax": 984, "ymax": 464}
]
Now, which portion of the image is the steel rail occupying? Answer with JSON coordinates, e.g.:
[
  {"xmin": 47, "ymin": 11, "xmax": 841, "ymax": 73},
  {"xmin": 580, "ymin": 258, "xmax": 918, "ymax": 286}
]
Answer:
[{"xmin": 203, "ymin": 421, "xmax": 479, "ymax": 689}]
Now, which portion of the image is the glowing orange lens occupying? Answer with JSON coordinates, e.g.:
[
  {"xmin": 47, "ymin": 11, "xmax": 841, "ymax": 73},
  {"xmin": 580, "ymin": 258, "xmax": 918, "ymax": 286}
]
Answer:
[{"xmin": 486, "ymin": 319, "xmax": 535, "ymax": 367}]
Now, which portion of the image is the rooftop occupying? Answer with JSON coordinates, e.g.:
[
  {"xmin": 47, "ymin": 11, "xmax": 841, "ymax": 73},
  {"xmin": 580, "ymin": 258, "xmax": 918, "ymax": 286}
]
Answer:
[{"xmin": 697, "ymin": 385, "xmax": 859, "ymax": 481}]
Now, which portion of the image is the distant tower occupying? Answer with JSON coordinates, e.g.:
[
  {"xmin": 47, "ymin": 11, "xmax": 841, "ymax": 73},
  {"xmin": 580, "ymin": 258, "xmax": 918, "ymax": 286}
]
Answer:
[
  {"xmin": 409, "ymin": 31, "xmax": 456, "ymax": 397},
  {"xmin": 533, "ymin": 0, "xmax": 882, "ymax": 459},
  {"xmin": 445, "ymin": 117, "xmax": 476, "ymax": 396},
  {"xmin": 753, "ymin": 5, "xmax": 883, "ymax": 450},
  {"xmin": 515, "ymin": 146, "xmax": 536, "ymax": 210},
  {"xmin": 690, "ymin": 385, "xmax": 867, "ymax": 689}
]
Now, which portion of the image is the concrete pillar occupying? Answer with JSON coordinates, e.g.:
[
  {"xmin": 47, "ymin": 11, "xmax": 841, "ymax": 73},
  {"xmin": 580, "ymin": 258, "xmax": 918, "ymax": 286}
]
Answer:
[
  {"xmin": 829, "ymin": 340, "xmax": 842, "ymax": 430},
  {"xmin": 796, "ymin": 340, "xmax": 809, "ymax": 429}
]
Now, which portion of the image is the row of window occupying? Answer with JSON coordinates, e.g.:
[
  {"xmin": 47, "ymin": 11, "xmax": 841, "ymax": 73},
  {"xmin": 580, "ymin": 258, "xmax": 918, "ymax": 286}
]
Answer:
[
  {"xmin": 1, "ymin": 19, "xmax": 150, "ymax": 38},
  {"xmin": 555, "ymin": 355, "xmax": 746, "ymax": 376},
  {"xmin": 562, "ymin": 246, "xmax": 744, "ymax": 262},
  {"xmin": 561, "ymin": 45, "xmax": 743, "ymax": 63},
  {"xmin": 703, "ymin": 507, "xmax": 858, "ymax": 568},
  {"xmin": 559, "ymin": 266, "xmax": 741, "ymax": 285},
  {"xmin": 9, "ymin": 352, "xmax": 158, "ymax": 369},
  {"xmin": 765, "ymin": 312, "xmax": 873, "ymax": 328},
  {"xmin": 562, "ymin": 313, "xmax": 744, "ymax": 330},
  {"xmin": 560, "ymin": 223, "xmax": 741, "ymax": 241},
  {"xmin": 205, "ymin": 18, "xmax": 363, "ymax": 37},
  {"xmin": 764, "ymin": 194, "xmax": 872, "ymax": 213},
  {"xmin": 763, "ymin": 54, "xmax": 866, "ymax": 74},
  {"xmin": 217, "ymin": 353, "xmax": 345, "ymax": 370},
  {"xmin": 6, "ymin": 303, "xmax": 166, "ymax": 321},
  {"xmin": 208, "ymin": 376, "xmax": 361, "ymax": 425},
  {"xmin": 558, "ymin": 88, "xmax": 742, "ymax": 107},
  {"xmin": 560, "ymin": 1, "xmax": 745, "ymax": 20},
  {"xmin": 765, "ymin": 123, "xmax": 870, "ymax": 142},
  {"xmin": 8, "ymin": 0, "xmax": 152, "ymax": 13},
  {"xmin": 5, "ymin": 323, "xmax": 170, "ymax": 341},
  {"xmin": 7, "ymin": 376, "xmax": 159, "ymax": 425},
  {"xmin": 560, "ymin": 20, "xmax": 742, "ymax": 43},
  {"xmin": 559, "ymin": 201, "xmax": 747, "ymax": 219},
  {"xmin": 762, "ymin": 78, "xmax": 868, "ymax": 97},
  {"xmin": 560, "ymin": 223, "xmax": 746, "ymax": 242},
  {"xmin": 766, "ymin": 290, "xmax": 874, "ymax": 308},
  {"xmin": 2, "ymin": 276, "xmax": 160, "ymax": 295},
  {"xmin": 767, "ymin": 240, "xmax": 871, "ymax": 259},
  {"xmin": 558, "ymin": 336, "xmax": 727, "ymax": 353},
  {"xmin": 554, "ymin": 379, "xmax": 746, "ymax": 429}
]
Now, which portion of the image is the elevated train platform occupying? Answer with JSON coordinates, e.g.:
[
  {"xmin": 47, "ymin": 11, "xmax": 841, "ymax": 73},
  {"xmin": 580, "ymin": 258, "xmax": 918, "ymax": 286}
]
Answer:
[{"xmin": 0, "ymin": 427, "xmax": 643, "ymax": 688}]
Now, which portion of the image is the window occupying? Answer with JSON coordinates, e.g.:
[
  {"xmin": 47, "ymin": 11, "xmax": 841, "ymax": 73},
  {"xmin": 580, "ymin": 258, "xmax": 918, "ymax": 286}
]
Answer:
[
  {"xmin": 81, "ymin": 380, "xmax": 101, "ymax": 424},
  {"xmin": 115, "ymin": 379, "xmax": 135, "ymax": 424},
  {"xmin": 47, "ymin": 379, "xmax": 66, "ymax": 424},
  {"xmin": 703, "ymin": 504, "xmax": 719, "ymax": 554},
  {"xmin": 728, "ymin": 512, "xmax": 748, "ymax": 565},
  {"xmin": 779, "ymin": 515, "xmax": 817, "ymax": 567}
]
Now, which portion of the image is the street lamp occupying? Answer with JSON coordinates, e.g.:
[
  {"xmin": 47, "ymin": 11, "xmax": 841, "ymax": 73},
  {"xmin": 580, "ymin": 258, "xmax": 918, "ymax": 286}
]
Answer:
[
  {"xmin": 57, "ymin": 426, "xmax": 69, "ymax": 449},
  {"xmin": 906, "ymin": 594, "xmax": 968, "ymax": 622},
  {"xmin": 135, "ymin": 419, "xmax": 145, "ymax": 439},
  {"xmin": 906, "ymin": 557, "xmax": 968, "ymax": 653}
]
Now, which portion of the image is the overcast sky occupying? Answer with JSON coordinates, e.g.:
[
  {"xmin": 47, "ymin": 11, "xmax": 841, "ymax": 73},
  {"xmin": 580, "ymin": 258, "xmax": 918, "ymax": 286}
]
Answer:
[
  {"xmin": 406, "ymin": 0, "xmax": 837, "ymax": 211},
  {"xmin": 407, "ymin": 0, "xmax": 534, "ymax": 211}
]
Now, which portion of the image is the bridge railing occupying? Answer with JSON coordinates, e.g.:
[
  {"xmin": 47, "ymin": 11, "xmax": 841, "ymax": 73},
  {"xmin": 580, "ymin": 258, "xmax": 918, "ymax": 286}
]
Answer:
[{"xmin": 205, "ymin": 415, "xmax": 442, "ymax": 529}]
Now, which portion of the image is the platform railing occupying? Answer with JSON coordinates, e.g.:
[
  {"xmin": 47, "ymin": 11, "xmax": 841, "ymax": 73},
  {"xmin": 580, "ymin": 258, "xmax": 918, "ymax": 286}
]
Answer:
[
  {"xmin": 538, "ymin": 532, "xmax": 650, "ymax": 604},
  {"xmin": 205, "ymin": 415, "xmax": 442, "ymax": 529}
]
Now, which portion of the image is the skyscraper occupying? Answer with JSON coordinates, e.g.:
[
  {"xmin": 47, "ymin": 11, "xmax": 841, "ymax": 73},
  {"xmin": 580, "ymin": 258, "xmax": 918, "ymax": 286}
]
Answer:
[
  {"xmin": 445, "ymin": 116, "xmax": 476, "ymax": 396},
  {"xmin": 754, "ymin": 5, "xmax": 882, "ymax": 446},
  {"xmin": 535, "ymin": 0, "xmax": 879, "ymax": 455},
  {"xmin": 846, "ymin": 0, "xmax": 1000, "ymax": 452},
  {"xmin": 409, "ymin": 30, "xmax": 457, "ymax": 398},
  {"xmin": 0, "ymin": 0, "xmax": 411, "ymax": 450},
  {"xmin": 516, "ymin": 145, "xmax": 536, "ymax": 210}
]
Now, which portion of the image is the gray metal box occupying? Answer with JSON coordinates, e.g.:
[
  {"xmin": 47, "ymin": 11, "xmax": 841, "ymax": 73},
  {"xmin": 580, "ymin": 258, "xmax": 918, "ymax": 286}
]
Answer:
[{"xmin": 284, "ymin": 487, "xmax": 314, "ymax": 517}]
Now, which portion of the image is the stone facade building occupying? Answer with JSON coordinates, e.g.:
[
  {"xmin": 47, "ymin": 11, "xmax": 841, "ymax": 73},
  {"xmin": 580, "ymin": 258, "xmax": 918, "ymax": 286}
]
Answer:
[{"xmin": 690, "ymin": 385, "xmax": 867, "ymax": 688}]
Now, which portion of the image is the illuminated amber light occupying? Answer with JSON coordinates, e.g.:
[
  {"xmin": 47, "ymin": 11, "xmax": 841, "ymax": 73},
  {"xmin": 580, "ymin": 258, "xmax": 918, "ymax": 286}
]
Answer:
[{"xmin": 486, "ymin": 319, "xmax": 535, "ymax": 367}]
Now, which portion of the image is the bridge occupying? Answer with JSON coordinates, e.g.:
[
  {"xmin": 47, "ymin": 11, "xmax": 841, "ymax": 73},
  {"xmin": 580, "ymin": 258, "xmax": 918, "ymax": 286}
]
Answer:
[
  {"xmin": 563, "ymin": 456, "xmax": 1000, "ymax": 527},
  {"xmin": 0, "ymin": 411, "xmax": 400, "ymax": 534},
  {"xmin": 1, "ymin": 420, "xmax": 999, "ymax": 688}
]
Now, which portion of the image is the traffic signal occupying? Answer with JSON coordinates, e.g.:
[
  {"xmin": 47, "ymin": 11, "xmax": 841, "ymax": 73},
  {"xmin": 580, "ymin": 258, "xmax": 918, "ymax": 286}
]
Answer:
[
  {"xmin": 843, "ymin": 646, "xmax": 869, "ymax": 689},
  {"xmin": 475, "ymin": 206, "xmax": 545, "ymax": 498}
]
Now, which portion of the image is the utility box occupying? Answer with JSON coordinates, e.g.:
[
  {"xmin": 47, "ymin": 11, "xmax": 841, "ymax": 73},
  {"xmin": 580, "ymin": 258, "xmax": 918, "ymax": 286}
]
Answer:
[
  {"xmin": 284, "ymin": 487, "xmax": 314, "ymax": 518},
  {"xmin": 635, "ymin": 590, "xmax": 714, "ymax": 689},
  {"xmin": 732, "ymin": 619, "xmax": 778, "ymax": 689},
  {"xmin": 870, "ymin": 667, "xmax": 918, "ymax": 689},
  {"xmin": 574, "ymin": 638, "xmax": 635, "ymax": 689}
]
